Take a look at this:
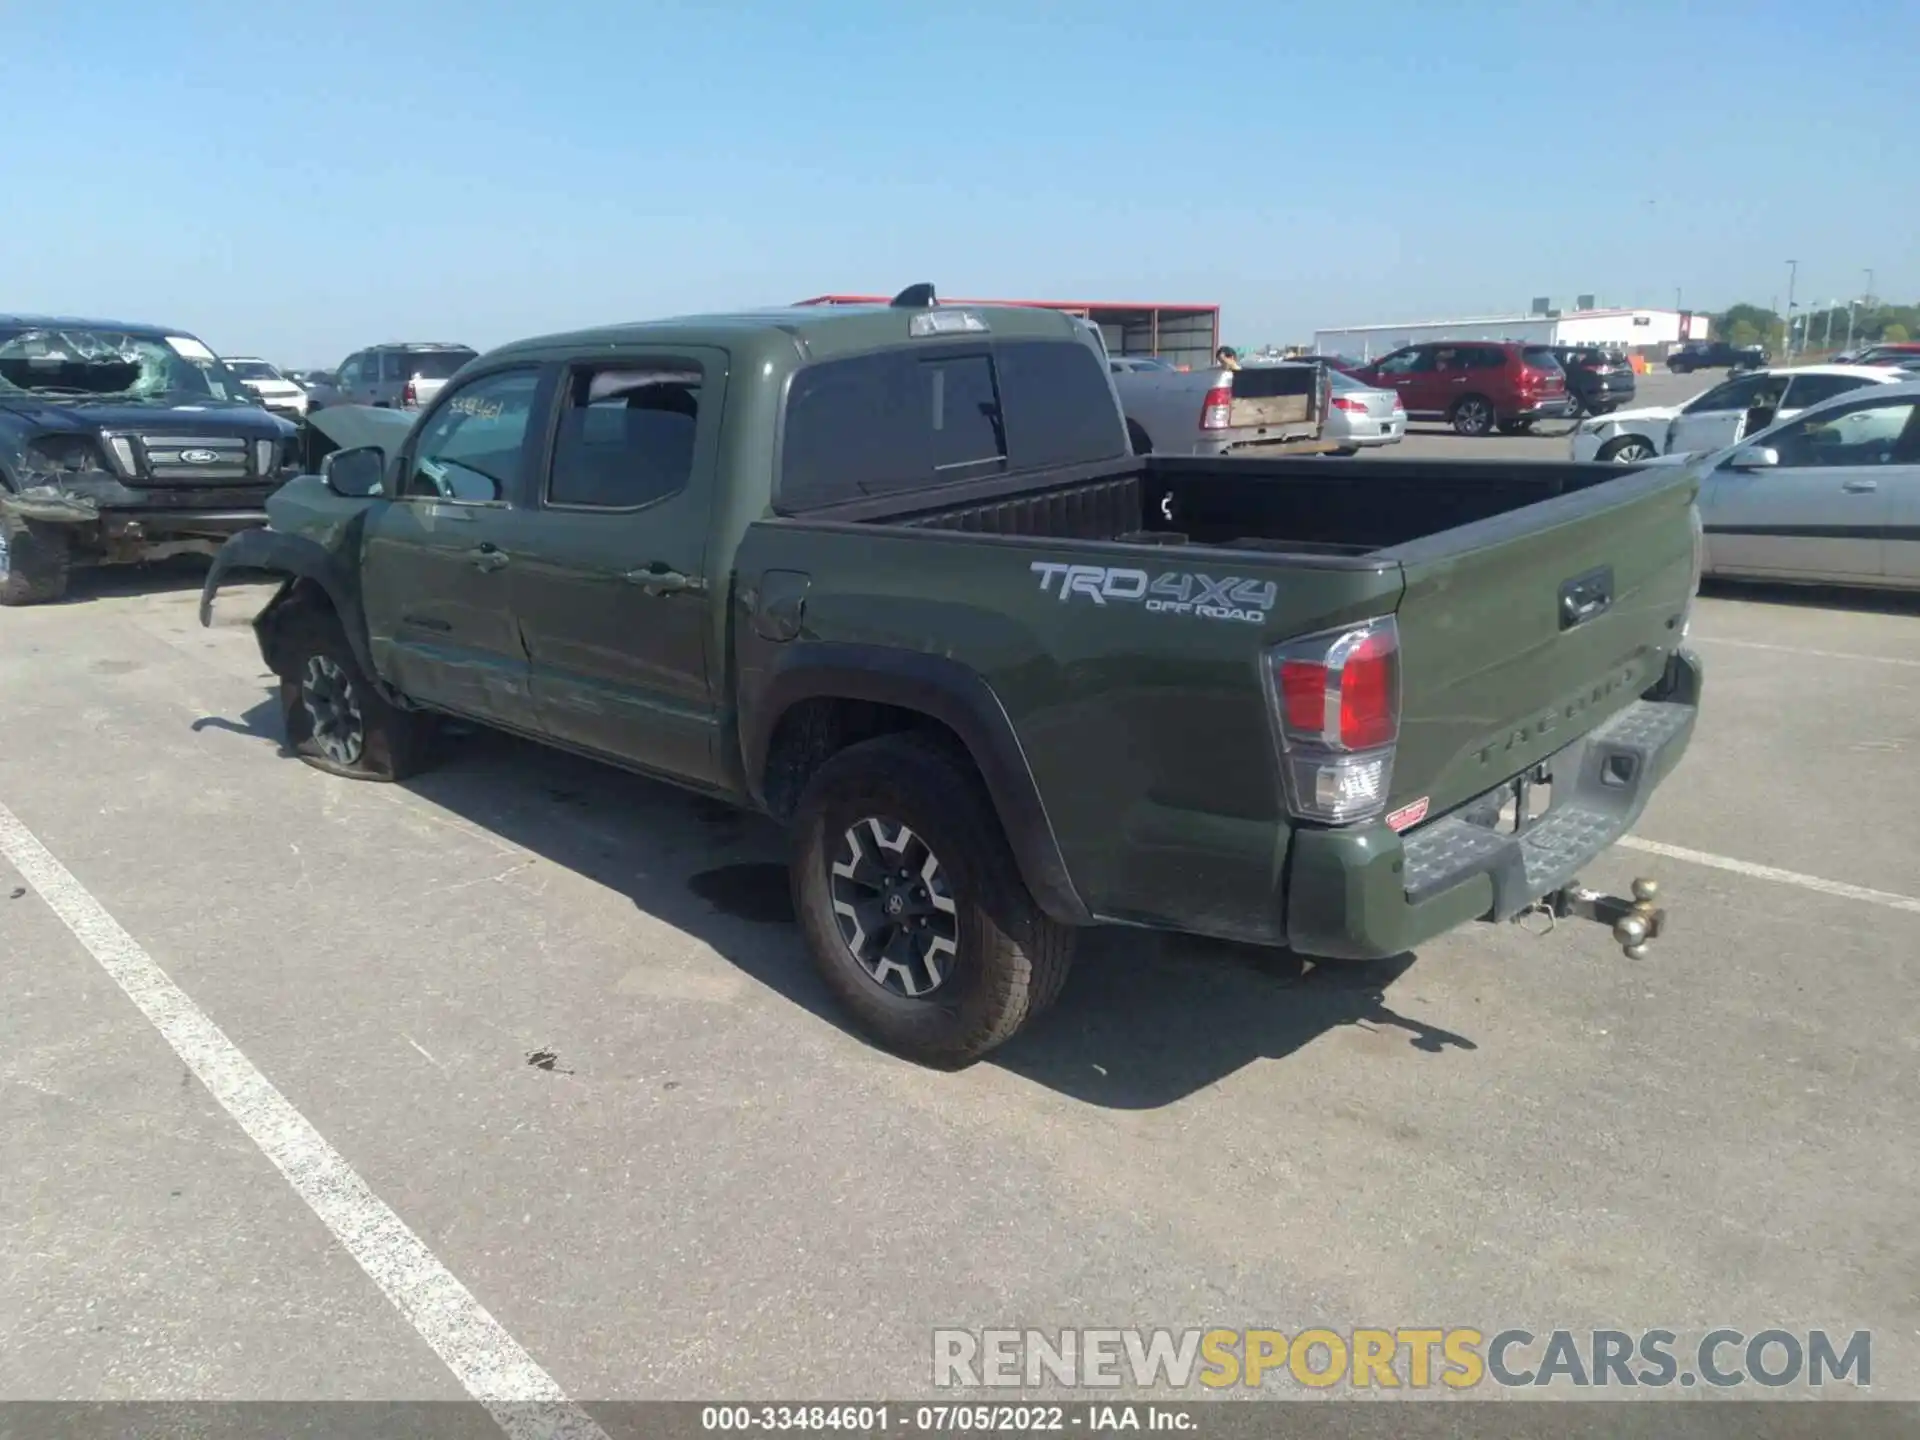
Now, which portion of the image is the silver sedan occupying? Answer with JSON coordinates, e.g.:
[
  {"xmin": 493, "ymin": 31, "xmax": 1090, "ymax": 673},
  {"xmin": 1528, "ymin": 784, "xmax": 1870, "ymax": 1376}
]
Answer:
[
  {"xmin": 1324, "ymin": 369, "xmax": 1404, "ymax": 455},
  {"xmin": 1691, "ymin": 377, "xmax": 1920, "ymax": 590}
]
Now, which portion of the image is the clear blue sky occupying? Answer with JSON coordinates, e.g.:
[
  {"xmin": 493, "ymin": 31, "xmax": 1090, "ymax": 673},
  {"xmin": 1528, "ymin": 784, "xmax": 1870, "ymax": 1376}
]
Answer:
[{"xmin": 5, "ymin": 0, "xmax": 1914, "ymax": 364}]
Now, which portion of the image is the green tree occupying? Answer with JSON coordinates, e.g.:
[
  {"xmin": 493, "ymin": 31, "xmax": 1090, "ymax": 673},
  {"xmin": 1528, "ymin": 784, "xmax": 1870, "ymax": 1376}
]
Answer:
[
  {"xmin": 1727, "ymin": 319, "xmax": 1760, "ymax": 347},
  {"xmin": 1884, "ymin": 322, "xmax": 1910, "ymax": 343}
]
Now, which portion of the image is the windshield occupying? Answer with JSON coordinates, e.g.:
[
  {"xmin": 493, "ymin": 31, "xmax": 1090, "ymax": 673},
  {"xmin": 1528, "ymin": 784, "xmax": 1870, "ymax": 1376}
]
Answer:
[
  {"xmin": 0, "ymin": 326, "xmax": 252, "ymax": 403},
  {"xmin": 225, "ymin": 359, "xmax": 284, "ymax": 382}
]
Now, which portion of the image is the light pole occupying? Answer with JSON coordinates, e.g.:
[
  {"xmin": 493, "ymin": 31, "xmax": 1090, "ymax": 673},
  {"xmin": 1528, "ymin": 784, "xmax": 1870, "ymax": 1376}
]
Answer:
[
  {"xmin": 1864, "ymin": 268, "xmax": 1875, "ymax": 307},
  {"xmin": 1784, "ymin": 260, "xmax": 1798, "ymax": 359}
]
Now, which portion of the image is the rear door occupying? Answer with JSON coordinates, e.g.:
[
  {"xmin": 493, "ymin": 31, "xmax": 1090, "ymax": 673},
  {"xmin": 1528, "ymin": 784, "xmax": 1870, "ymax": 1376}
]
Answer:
[
  {"xmin": 514, "ymin": 348, "xmax": 731, "ymax": 787},
  {"xmin": 1702, "ymin": 392, "xmax": 1917, "ymax": 582},
  {"xmin": 1886, "ymin": 411, "xmax": 1920, "ymax": 584},
  {"xmin": 1382, "ymin": 466, "xmax": 1700, "ymax": 819},
  {"xmin": 359, "ymin": 364, "xmax": 548, "ymax": 730}
]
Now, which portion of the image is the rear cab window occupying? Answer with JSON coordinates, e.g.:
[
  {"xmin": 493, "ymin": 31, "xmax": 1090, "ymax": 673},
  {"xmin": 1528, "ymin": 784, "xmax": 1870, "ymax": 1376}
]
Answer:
[{"xmin": 778, "ymin": 338, "xmax": 1125, "ymax": 511}]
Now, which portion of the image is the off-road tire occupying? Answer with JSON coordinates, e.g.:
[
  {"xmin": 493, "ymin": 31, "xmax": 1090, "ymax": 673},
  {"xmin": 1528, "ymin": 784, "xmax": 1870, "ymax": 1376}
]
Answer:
[
  {"xmin": 0, "ymin": 513, "xmax": 72, "ymax": 607},
  {"xmin": 275, "ymin": 606, "xmax": 435, "ymax": 781},
  {"xmin": 790, "ymin": 732, "xmax": 1076, "ymax": 1068},
  {"xmin": 1450, "ymin": 394, "xmax": 1495, "ymax": 436}
]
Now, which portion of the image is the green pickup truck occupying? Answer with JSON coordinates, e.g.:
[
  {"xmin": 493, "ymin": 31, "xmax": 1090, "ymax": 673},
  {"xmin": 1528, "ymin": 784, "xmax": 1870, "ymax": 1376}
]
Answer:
[{"xmin": 201, "ymin": 287, "xmax": 1706, "ymax": 1067}]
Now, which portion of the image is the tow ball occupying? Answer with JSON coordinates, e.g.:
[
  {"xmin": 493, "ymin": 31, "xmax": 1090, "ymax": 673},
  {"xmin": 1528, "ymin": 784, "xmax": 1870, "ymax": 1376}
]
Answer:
[{"xmin": 1533, "ymin": 878, "xmax": 1666, "ymax": 959}]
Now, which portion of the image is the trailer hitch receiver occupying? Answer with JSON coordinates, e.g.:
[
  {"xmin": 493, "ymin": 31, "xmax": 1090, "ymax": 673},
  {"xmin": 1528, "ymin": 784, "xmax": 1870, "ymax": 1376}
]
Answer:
[{"xmin": 1537, "ymin": 877, "xmax": 1666, "ymax": 959}]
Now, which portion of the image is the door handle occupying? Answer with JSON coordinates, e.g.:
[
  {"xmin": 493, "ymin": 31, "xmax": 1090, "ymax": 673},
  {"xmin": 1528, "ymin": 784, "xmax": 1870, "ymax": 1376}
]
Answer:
[
  {"xmin": 1841, "ymin": 479, "xmax": 1878, "ymax": 493},
  {"xmin": 623, "ymin": 563, "xmax": 703, "ymax": 595},
  {"xmin": 469, "ymin": 545, "xmax": 510, "ymax": 572}
]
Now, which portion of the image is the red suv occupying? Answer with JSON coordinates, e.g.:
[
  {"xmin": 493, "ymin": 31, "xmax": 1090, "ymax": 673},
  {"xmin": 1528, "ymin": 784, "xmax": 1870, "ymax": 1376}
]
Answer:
[{"xmin": 1352, "ymin": 341, "xmax": 1571, "ymax": 436}]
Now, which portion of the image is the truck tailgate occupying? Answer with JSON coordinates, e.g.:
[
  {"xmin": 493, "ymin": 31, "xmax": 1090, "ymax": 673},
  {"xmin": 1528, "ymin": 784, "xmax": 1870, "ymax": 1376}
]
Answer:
[
  {"xmin": 1226, "ymin": 365, "xmax": 1324, "ymax": 431},
  {"xmin": 1381, "ymin": 465, "xmax": 1699, "ymax": 821}
]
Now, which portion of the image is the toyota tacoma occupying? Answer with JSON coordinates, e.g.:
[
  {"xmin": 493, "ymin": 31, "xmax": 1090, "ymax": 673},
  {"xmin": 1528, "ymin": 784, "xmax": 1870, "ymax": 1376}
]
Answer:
[{"xmin": 202, "ymin": 287, "xmax": 1706, "ymax": 1066}]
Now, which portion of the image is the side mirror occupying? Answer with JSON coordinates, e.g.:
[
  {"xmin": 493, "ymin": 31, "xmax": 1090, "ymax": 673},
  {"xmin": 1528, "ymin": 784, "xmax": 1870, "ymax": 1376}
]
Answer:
[
  {"xmin": 322, "ymin": 445, "xmax": 387, "ymax": 497},
  {"xmin": 1726, "ymin": 445, "xmax": 1779, "ymax": 472}
]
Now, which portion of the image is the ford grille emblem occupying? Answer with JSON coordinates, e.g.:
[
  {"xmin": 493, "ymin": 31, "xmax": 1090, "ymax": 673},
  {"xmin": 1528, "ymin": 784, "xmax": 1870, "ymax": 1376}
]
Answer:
[{"xmin": 179, "ymin": 448, "xmax": 220, "ymax": 465}]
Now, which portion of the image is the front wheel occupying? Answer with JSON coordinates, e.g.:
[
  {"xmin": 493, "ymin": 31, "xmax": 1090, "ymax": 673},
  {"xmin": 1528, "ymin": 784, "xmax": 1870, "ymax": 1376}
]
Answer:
[
  {"xmin": 1598, "ymin": 436, "xmax": 1657, "ymax": 464},
  {"xmin": 0, "ymin": 514, "xmax": 72, "ymax": 607},
  {"xmin": 1451, "ymin": 395, "xmax": 1495, "ymax": 436},
  {"xmin": 275, "ymin": 608, "xmax": 435, "ymax": 780},
  {"xmin": 790, "ymin": 733, "xmax": 1076, "ymax": 1068}
]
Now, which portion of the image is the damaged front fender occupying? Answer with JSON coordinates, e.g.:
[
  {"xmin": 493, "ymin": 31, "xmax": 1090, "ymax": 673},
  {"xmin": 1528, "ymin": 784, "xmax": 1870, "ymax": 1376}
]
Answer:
[
  {"xmin": 200, "ymin": 526, "xmax": 392, "ymax": 702},
  {"xmin": 0, "ymin": 484, "xmax": 101, "ymax": 525}
]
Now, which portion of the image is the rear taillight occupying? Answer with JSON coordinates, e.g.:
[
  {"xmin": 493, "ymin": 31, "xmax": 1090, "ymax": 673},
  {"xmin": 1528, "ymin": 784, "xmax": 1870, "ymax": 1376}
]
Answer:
[
  {"xmin": 403, "ymin": 378, "xmax": 419, "ymax": 408},
  {"xmin": 1266, "ymin": 616, "xmax": 1401, "ymax": 824},
  {"xmin": 1200, "ymin": 383, "xmax": 1233, "ymax": 430},
  {"xmin": 1331, "ymin": 395, "xmax": 1367, "ymax": 412}
]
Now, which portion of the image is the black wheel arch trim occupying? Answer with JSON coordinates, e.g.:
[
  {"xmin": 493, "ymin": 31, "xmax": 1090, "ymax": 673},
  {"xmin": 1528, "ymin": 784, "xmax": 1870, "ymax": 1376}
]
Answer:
[
  {"xmin": 745, "ymin": 643, "xmax": 1092, "ymax": 925},
  {"xmin": 198, "ymin": 529, "xmax": 399, "ymax": 704}
]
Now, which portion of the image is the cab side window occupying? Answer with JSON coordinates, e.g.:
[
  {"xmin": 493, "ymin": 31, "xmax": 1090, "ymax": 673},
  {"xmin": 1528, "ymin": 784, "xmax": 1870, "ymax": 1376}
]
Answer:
[
  {"xmin": 547, "ymin": 364, "xmax": 702, "ymax": 510},
  {"xmin": 400, "ymin": 369, "xmax": 541, "ymax": 503},
  {"xmin": 1373, "ymin": 348, "xmax": 1427, "ymax": 375}
]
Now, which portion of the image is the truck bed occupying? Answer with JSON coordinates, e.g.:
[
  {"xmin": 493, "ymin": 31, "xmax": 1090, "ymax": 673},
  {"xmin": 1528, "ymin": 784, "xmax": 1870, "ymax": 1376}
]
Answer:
[{"xmin": 850, "ymin": 454, "xmax": 1637, "ymax": 560}]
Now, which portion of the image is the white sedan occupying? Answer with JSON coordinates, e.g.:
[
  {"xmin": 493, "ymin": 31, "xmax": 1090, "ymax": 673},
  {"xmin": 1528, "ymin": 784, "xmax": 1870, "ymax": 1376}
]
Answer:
[
  {"xmin": 1689, "ymin": 377, "xmax": 1920, "ymax": 589},
  {"xmin": 1569, "ymin": 364, "xmax": 1903, "ymax": 465},
  {"xmin": 221, "ymin": 356, "xmax": 310, "ymax": 420}
]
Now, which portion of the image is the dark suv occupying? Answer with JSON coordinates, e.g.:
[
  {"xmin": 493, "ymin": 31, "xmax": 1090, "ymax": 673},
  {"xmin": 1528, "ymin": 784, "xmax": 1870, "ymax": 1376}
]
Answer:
[
  {"xmin": 1666, "ymin": 340, "xmax": 1767, "ymax": 374},
  {"xmin": 1550, "ymin": 345, "xmax": 1636, "ymax": 417},
  {"xmin": 1352, "ymin": 341, "xmax": 1571, "ymax": 436}
]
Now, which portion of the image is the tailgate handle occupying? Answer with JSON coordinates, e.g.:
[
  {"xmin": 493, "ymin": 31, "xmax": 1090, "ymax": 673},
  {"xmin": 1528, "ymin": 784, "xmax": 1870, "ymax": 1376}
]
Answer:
[{"xmin": 1559, "ymin": 566, "xmax": 1614, "ymax": 629}]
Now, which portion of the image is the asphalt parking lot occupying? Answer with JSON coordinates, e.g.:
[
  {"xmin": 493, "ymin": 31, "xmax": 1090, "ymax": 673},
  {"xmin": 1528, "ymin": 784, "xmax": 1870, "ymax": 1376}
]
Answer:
[{"xmin": 4, "ymin": 444, "xmax": 1918, "ymax": 1409}]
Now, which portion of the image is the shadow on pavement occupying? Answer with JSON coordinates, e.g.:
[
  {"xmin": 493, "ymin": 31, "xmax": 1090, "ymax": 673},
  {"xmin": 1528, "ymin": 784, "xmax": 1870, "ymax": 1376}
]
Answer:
[
  {"xmin": 193, "ymin": 692, "xmax": 1474, "ymax": 1105},
  {"xmin": 57, "ymin": 554, "xmax": 214, "ymax": 604}
]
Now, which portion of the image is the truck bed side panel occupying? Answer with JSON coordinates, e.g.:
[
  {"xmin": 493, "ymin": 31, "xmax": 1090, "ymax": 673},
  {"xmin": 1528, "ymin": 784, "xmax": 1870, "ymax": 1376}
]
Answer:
[{"xmin": 734, "ymin": 520, "xmax": 1403, "ymax": 942}]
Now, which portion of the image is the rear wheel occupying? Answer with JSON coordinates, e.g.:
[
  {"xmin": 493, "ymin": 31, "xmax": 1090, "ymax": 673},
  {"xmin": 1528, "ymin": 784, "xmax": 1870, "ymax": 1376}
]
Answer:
[
  {"xmin": 1668, "ymin": 360, "xmax": 1691, "ymax": 374},
  {"xmin": 275, "ymin": 607, "xmax": 435, "ymax": 780},
  {"xmin": 1451, "ymin": 395, "xmax": 1494, "ymax": 436},
  {"xmin": 1598, "ymin": 436, "xmax": 1657, "ymax": 464},
  {"xmin": 0, "ymin": 514, "xmax": 72, "ymax": 607},
  {"xmin": 790, "ymin": 733, "xmax": 1076, "ymax": 1068}
]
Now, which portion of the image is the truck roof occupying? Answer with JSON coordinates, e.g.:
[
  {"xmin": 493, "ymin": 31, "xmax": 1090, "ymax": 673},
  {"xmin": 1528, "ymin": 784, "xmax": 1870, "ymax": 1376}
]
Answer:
[
  {"xmin": 489, "ymin": 301, "xmax": 1092, "ymax": 365},
  {"xmin": 0, "ymin": 313, "xmax": 187, "ymax": 336}
]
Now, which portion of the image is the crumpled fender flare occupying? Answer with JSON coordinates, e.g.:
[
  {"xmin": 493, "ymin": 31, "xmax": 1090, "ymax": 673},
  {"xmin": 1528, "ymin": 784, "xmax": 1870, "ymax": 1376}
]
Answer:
[{"xmin": 199, "ymin": 529, "xmax": 390, "ymax": 700}]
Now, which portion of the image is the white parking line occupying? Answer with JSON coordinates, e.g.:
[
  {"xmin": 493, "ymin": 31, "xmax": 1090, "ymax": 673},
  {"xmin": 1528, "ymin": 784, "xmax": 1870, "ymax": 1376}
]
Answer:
[
  {"xmin": 1698, "ymin": 636, "xmax": 1920, "ymax": 669},
  {"xmin": 1618, "ymin": 835, "xmax": 1920, "ymax": 916},
  {"xmin": 0, "ymin": 800, "xmax": 608, "ymax": 1440}
]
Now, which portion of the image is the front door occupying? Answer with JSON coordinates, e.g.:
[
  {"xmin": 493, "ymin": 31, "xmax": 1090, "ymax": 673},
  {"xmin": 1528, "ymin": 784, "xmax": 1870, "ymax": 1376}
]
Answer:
[
  {"xmin": 1666, "ymin": 372, "xmax": 1772, "ymax": 455},
  {"xmin": 359, "ymin": 365, "xmax": 548, "ymax": 731},
  {"xmin": 1367, "ymin": 347, "xmax": 1435, "ymax": 415},
  {"xmin": 1702, "ymin": 394, "xmax": 1917, "ymax": 582},
  {"xmin": 513, "ymin": 350, "xmax": 730, "ymax": 788}
]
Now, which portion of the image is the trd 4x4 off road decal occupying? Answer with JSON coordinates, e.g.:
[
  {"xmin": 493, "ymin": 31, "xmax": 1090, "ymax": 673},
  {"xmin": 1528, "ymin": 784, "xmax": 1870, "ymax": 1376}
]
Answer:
[{"xmin": 1030, "ymin": 561, "xmax": 1277, "ymax": 624}]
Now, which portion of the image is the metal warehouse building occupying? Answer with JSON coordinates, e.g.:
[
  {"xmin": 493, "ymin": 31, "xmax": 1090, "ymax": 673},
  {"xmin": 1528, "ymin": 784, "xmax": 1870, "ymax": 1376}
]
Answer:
[
  {"xmin": 795, "ymin": 293, "xmax": 1221, "ymax": 371},
  {"xmin": 1313, "ymin": 306, "xmax": 1711, "ymax": 362}
]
